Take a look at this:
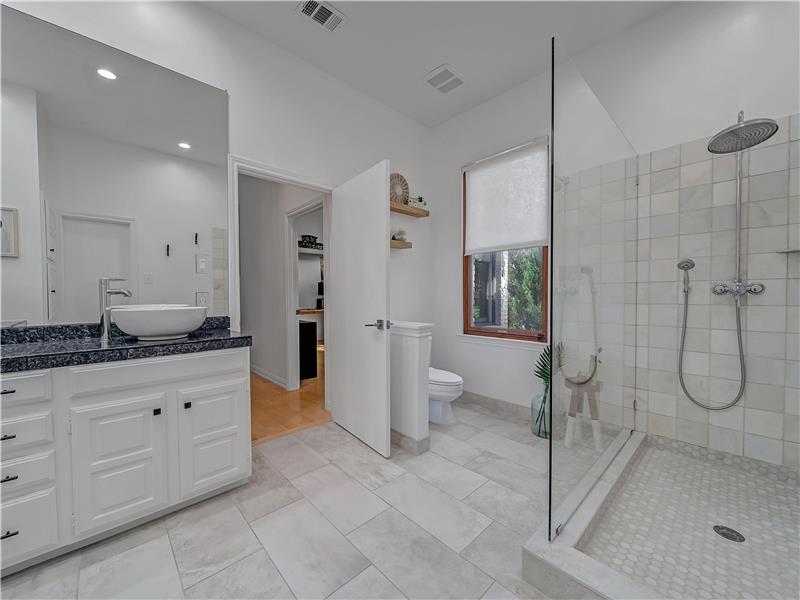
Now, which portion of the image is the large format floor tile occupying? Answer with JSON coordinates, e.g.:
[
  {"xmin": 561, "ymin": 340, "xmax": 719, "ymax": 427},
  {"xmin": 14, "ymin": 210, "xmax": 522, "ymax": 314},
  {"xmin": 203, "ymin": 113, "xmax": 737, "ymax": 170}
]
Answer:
[
  {"xmin": 1, "ymin": 554, "xmax": 80, "ymax": 599},
  {"xmin": 228, "ymin": 452, "xmax": 303, "ymax": 522},
  {"xmin": 375, "ymin": 473, "xmax": 491, "ymax": 552},
  {"xmin": 166, "ymin": 496, "xmax": 261, "ymax": 588},
  {"xmin": 294, "ymin": 422, "xmax": 353, "ymax": 453},
  {"xmin": 256, "ymin": 435, "xmax": 328, "ymax": 479},
  {"xmin": 464, "ymin": 480, "xmax": 545, "ymax": 537},
  {"xmin": 291, "ymin": 464, "xmax": 389, "ymax": 534},
  {"xmin": 251, "ymin": 499, "xmax": 369, "ymax": 599},
  {"xmin": 328, "ymin": 566, "xmax": 405, "ymax": 599},
  {"xmin": 393, "ymin": 450, "xmax": 487, "ymax": 500},
  {"xmin": 80, "ymin": 518, "xmax": 166, "ymax": 570},
  {"xmin": 348, "ymin": 508, "xmax": 493, "ymax": 599},
  {"xmin": 429, "ymin": 431, "xmax": 484, "ymax": 465},
  {"xmin": 465, "ymin": 453, "xmax": 549, "ymax": 503},
  {"xmin": 467, "ymin": 431, "xmax": 548, "ymax": 472},
  {"xmin": 461, "ymin": 522, "xmax": 546, "ymax": 599},
  {"xmin": 77, "ymin": 535, "xmax": 183, "ymax": 599},
  {"xmin": 323, "ymin": 440, "xmax": 405, "ymax": 489},
  {"xmin": 183, "ymin": 550, "xmax": 293, "ymax": 599}
]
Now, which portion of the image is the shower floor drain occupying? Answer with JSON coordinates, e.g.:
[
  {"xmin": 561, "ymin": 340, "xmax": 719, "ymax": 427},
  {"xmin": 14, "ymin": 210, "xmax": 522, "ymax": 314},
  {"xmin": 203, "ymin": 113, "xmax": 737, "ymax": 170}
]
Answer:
[{"xmin": 713, "ymin": 525, "xmax": 745, "ymax": 542}]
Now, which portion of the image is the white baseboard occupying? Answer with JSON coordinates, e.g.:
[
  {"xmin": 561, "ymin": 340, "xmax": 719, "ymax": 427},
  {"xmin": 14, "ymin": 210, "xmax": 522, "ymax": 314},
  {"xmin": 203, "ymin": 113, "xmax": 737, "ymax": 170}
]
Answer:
[{"xmin": 250, "ymin": 364, "xmax": 287, "ymax": 388}]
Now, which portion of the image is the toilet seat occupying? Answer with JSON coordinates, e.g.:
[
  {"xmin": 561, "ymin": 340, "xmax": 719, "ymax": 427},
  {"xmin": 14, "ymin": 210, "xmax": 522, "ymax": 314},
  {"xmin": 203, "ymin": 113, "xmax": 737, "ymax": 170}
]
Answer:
[{"xmin": 429, "ymin": 367, "xmax": 462, "ymax": 386}]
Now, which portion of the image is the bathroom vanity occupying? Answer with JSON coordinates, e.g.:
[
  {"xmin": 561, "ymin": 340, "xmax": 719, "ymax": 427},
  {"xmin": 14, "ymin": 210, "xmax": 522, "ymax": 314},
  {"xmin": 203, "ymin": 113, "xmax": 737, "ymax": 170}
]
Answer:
[{"xmin": 0, "ymin": 323, "xmax": 252, "ymax": 575}]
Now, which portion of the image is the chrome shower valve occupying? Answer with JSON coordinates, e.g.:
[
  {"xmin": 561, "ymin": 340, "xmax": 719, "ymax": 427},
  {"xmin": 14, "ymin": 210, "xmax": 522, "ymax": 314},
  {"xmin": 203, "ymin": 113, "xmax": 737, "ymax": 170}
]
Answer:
[{"xmin": 711, "ymin": 281, "xmax": 765, "ymax": 296}]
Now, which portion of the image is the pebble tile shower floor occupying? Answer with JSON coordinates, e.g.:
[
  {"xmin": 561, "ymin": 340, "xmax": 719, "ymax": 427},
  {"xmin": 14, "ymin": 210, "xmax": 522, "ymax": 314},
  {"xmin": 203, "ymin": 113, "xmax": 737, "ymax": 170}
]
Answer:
[{"xmin": 580, "ymin": 437, "xmax": 800, "ymax": 599}]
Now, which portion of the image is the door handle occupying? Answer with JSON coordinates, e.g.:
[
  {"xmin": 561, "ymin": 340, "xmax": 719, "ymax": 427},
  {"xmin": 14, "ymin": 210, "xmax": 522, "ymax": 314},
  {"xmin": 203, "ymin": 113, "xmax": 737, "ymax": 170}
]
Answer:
[
  {"xmin": 364, "ymin": 319, "xmax": 385, "ymax": 330},
  {"xmin": 0, "ymin": 389, "xmax": 16, "ymax": 395}
]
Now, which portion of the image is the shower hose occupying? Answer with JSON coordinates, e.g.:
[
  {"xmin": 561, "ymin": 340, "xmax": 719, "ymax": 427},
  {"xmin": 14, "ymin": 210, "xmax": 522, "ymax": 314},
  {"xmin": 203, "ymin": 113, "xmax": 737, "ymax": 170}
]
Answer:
[{"xmin": 678, "ymin": 287, "xmax": 746, "ymax": 411}]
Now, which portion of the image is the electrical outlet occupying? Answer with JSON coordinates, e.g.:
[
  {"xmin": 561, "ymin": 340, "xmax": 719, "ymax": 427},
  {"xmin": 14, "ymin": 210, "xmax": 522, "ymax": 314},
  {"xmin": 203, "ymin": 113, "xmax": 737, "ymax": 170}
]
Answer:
[
  {"xmin": 195, "ymin": 253, "xmax": 209, "ymax": 274},
  {"xmin": 195, "ymin": 292, "xmax": 209, "ymax": 307}
]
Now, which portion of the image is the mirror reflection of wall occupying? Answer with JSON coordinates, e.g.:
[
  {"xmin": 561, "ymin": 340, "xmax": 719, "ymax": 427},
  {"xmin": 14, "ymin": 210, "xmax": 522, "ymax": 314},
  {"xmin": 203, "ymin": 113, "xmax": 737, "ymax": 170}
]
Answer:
[
  {"xmin": 0, "ymin": 7, "xmax": 229, "ymax": 326},
  {"xmin": 295, "ymin": 208, "xmax": 324, "ymax": 310}
]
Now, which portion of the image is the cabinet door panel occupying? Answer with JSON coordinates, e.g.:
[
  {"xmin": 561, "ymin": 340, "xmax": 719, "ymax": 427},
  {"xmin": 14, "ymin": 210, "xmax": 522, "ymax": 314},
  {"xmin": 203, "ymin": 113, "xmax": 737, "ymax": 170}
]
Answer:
[
  {"xmin": 178, "ymin": 379, "xmax": 248, "ymax": 499},
  {"xmin": 70, "ymin": 393, "xmax": 167, "ymax": 536}
]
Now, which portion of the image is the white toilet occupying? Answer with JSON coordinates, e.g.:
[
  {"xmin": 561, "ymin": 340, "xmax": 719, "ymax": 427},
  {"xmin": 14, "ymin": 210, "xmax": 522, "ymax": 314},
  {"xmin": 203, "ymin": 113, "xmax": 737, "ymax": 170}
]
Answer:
[{"xmin": 428, "ymin": 367, "xmax": 463, "ymax": 424}]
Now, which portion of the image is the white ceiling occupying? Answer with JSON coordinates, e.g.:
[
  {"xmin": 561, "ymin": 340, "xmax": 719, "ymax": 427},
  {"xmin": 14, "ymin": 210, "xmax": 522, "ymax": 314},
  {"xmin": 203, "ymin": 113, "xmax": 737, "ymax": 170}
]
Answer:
[
  {"xmin": 2, "ymin": 7, "xmax": 228, "ymax": 166},
  {"xmin": 208, "ymin": 1, "xmax": 670, "ymax": 127}
]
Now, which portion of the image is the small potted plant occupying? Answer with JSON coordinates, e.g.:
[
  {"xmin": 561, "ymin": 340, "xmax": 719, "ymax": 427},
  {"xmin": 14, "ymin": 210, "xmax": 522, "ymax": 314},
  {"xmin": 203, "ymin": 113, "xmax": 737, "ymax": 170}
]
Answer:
[{"xmin": 531, "ymin": 343, "xmax": 561, "ymax": 439}]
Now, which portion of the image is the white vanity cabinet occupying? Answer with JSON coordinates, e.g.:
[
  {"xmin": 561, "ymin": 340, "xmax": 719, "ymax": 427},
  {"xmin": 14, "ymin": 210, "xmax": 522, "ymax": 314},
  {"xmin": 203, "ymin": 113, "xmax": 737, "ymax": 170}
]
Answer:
[{"xmin": 0, "ymin": 348, "xmax": 251, "ymax": 574}]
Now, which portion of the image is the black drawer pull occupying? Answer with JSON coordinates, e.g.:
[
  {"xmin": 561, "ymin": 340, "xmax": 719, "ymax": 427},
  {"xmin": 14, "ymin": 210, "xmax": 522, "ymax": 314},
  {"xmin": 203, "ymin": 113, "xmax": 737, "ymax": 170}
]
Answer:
[
  {"xmin": 1, "ymin": 434, "xmax": 16, "ymax": 441},
  {"xmin": 0, "ymin": 389, "xmax": 16, "ymax": 395},
  {"xmin": 1, "ymin": 475, "xmax": 19, "ymax": 483},
  {"xmin": 1, "ymin": 530, "xmax": 19, "ymax": 540},
  {"xmin": 153, "ymin": 408, "xmax": 162, "ymax": 416},
  {"xmin": 184, "ymin": 402, "xmax": 192, "ymax": 409}
]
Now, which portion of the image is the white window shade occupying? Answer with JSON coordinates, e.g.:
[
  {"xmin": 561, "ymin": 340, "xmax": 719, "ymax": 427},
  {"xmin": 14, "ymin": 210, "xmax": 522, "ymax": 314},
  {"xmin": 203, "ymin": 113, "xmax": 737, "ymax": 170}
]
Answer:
[{"xmin": 464, "ymin": 141, "xmax": 549, "ymax": 255}]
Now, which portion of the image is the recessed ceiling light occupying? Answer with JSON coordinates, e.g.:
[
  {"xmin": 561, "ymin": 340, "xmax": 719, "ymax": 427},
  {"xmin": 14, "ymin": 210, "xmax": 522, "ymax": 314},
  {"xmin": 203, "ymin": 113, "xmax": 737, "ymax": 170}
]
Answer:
[
  {"xmin": 178, "ymin": 142, "xmax": 191, "ymax": 150},
  {"xmin": 96, "ymin": 68, "xmax": 117, "ymax": 80}
]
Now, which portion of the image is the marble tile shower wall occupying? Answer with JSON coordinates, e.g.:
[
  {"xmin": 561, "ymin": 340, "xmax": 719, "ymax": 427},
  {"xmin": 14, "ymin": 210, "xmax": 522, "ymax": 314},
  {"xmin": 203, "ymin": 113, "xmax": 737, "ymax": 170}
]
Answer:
[
  {"xmin": 633, "ymin": 113, "xmax": 799, "ymax": 466},
  {"xmin": 556, "ymin": 156, "xmax": 640, "ymax": 431},
  {"xmin": 559, "ymin": 113, "xmax": 799, "ymax": 466}
]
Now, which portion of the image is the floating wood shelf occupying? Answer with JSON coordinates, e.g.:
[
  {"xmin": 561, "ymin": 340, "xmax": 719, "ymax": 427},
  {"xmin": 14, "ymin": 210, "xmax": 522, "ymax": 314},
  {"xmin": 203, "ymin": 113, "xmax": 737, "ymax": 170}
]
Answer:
[
  {"xmin": 296, "ymin": 308, "xmax": 324, "ymax": 315},
  {"xmin": 390, "ymin": 203, "xmax": 430, "ymax": 218},
  {"xmin": 298, "ymin": 247, "xmax": 323, "ymax": 256},
  {"xmin": 390, "ymin": 240, "xmax": 412, "ymax": 250}
]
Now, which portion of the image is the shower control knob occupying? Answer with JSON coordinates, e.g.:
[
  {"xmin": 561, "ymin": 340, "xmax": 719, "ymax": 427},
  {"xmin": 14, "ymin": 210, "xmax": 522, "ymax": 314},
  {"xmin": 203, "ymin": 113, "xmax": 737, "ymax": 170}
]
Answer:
[
  {"xmin": 712, "ymin": 283, "xmax": 730, "ymax": 295},
  {"xmin": 746, "ymin": 282, "xmax": 765, "ymax": 295}
]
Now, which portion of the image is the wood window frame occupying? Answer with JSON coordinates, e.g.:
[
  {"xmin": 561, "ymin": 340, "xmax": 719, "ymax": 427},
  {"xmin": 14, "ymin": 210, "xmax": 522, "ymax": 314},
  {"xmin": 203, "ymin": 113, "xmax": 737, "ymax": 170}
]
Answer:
[{"xmin": 461, "ymin": 171, "xmax": 549, "ymax": 343}]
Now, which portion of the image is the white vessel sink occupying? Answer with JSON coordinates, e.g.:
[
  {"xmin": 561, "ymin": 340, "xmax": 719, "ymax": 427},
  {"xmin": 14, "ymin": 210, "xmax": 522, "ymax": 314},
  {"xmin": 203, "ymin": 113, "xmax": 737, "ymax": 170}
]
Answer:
[{"xmin": 111, "ymin": 304, "xmax": 208, "ymax": 340}]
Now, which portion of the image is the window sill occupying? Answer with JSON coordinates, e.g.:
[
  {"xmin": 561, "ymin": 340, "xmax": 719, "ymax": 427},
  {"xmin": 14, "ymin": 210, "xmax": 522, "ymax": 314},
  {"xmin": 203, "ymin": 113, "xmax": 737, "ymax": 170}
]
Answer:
[{"xmin": 456, "ymin": 333, "xmax": 548, "ymax": 351}]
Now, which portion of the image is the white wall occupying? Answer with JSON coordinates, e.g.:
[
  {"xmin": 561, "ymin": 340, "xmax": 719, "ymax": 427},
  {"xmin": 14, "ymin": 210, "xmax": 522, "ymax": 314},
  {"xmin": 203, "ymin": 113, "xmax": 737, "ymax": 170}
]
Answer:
[
  {"xmin": 39, "ymin": 123, "xmax": 227, "ymax": 317},
  {"xmin": 13, "ymin": 2, "xmax": 433, "ymax": 326},
  {"xmin": 239, "ymin": 175, "xmax": 323, "ymax": 385},
  {"xmin": 1, "ymin": 82, "xmax": 45, "ymax": 324},
  {"xmin": 427, "ymin": 1, "xmax": 800, "ymax": 407}
]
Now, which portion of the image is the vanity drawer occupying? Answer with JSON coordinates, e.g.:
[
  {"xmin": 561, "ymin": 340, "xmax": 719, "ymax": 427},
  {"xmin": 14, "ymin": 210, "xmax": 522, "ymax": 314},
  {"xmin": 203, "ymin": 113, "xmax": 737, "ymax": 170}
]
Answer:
[
  {"xmin": 1, "ymin": 451, "xmax": 56, "ymax": 496},
  {"xmin": 0, "ymin": 412, "xmax": 54, "ymax": 454},
  {"xmin": 0, "ymin": 371, "xmax": 52, "ymax": 407},
  {"xmin": 0, "ymin": 487, "xmax": 58, "ymax": 565}
]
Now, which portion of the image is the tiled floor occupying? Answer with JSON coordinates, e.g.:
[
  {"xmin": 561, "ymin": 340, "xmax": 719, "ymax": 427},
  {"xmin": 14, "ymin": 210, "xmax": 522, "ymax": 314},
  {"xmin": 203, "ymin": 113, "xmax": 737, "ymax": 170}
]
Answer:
[
  {"xmin": 2, "ymin": 403, "xmax": 552, "ymax": 600},
  {"xmin": 250, "ymin": 344, "xmax": 331, "ymax": 444},
  {"xmin": 581, "ymin": 436, "xmax": 800, "ymax": 600}
]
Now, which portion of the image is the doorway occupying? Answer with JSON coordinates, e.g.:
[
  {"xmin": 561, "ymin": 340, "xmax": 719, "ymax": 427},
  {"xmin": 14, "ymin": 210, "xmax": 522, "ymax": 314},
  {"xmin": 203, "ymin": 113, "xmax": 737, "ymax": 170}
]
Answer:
[{"xmin": 237, "ymin": 173, "xmax": 331, "ymax": 443}]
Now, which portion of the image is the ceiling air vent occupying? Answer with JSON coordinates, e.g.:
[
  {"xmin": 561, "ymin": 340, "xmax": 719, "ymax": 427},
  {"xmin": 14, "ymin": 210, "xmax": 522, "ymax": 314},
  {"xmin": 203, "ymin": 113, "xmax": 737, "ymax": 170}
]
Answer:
[
  {"xmin": 425, "ymin": 65, "xmax": 463, "ymax": 94},
  {"xmin": 296, "ymin": 1, "xmax": 345, "ymax": 32}
]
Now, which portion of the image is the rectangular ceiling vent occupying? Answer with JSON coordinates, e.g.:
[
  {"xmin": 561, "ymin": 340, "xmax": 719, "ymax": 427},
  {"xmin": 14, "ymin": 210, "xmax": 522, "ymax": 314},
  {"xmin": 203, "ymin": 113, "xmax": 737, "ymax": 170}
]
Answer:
[
  {"xmin": 425, "ymin": 64, "xmax": 463, "ymax": 94},
  {"xmin": 296, "ymin": 1, "xmax": 346, "ymax": 32}
]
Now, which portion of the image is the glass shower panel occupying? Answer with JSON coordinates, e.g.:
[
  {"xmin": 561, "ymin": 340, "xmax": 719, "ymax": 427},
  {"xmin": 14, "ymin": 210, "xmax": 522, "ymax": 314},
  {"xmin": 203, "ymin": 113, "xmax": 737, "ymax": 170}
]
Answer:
[{"xmin": 548, "ymin": 39, "xmax": 640, "ymax": 540}]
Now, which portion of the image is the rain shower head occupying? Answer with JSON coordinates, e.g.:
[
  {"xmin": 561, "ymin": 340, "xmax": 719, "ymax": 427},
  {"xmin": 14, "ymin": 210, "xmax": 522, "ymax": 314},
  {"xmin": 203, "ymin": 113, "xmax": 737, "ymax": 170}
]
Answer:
[
  {"xmin": 707, "ymin": 112, "xmax": 778, "ymax": 154},
  {"xmin": 677, "ymin": 259, "xmax": 695, "ymax": 271}
]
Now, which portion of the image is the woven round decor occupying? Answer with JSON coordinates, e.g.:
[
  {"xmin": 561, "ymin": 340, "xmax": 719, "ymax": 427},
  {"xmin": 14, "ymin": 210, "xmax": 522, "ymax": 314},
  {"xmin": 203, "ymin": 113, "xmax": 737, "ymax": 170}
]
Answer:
[{"xmin": 390, "ymin": 172, "xmax": 409, "ymax": 205}]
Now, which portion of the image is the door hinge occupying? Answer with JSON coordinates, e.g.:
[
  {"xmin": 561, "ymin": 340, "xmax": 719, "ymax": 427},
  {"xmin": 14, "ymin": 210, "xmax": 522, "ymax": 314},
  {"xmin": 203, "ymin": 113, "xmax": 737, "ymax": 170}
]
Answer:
[{"xmin": 71, "ymin": 513, "xmax": 76, "ymax": 532}]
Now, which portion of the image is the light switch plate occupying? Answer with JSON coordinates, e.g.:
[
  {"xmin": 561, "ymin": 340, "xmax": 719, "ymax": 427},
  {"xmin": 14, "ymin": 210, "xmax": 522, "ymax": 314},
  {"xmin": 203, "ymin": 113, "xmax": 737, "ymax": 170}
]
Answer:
[
  {"xmin": 196, "ymin": 292, "xmax": 209, "ymax": 307},
  {"xmin": 195, "ymin": 253, "xmax": 209, "ymax": 274}
]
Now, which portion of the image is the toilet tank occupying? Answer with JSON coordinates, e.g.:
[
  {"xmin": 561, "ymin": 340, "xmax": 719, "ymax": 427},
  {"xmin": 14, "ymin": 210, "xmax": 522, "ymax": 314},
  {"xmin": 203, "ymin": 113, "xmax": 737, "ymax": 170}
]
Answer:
[{"xmin": 390, "ymin": 321, "xmax": 434, "ymax": 453}]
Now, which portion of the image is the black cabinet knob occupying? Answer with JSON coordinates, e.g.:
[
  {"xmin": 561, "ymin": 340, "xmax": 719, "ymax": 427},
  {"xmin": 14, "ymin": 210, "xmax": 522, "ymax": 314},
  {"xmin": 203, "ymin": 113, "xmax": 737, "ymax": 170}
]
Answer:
[
  {"xmin": 184, "ymin": 402, "xmax": 192, "ymax": 409},
  {"xmin": 153, "ymin": 408, "xmax": 162, "ymax": 416}
]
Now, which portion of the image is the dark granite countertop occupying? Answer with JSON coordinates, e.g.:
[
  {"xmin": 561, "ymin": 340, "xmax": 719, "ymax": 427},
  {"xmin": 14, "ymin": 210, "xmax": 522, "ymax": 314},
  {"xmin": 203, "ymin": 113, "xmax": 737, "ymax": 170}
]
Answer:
[{"xmin": 0, "ymin": 318, "xmax": 251, "ymax": 373}]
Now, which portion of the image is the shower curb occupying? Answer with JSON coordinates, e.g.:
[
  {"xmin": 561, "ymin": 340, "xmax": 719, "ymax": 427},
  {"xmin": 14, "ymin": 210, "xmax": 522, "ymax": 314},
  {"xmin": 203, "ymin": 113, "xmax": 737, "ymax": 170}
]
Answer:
[{"xmin": 522, "ymin": 431, "xmax": 661, "ymax": 599}]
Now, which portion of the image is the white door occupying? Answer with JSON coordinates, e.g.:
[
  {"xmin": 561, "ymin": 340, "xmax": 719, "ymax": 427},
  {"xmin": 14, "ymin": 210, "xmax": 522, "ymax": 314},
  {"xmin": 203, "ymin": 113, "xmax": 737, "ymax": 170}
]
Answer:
[
  {"xmin": 177, "ymin": 378, "xmax": 249, "ymax": 499},
  {"xmin": 60, "ymin": 215, "xmax": 132, "ymax": 323},
  {"xmin": 328, "ymin": 160, "xmax": 391, "ymax": 457},
  {"xmin": 70, "ymin": 393, "xmax": 167, "ymax": 536}
]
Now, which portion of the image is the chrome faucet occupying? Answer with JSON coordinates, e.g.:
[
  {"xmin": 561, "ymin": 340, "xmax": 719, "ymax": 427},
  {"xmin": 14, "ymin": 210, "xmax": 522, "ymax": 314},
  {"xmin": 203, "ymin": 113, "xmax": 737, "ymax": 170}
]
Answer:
[{"xmin": 99, "ymin": 277, "xmax": 133, "ymax": 342}]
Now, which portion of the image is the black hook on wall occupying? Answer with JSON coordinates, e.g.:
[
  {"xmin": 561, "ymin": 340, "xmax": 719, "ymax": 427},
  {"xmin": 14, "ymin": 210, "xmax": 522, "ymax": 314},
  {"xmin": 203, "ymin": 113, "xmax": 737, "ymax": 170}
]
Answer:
[
  {"xmin": 166, "ymin": 243, "xmax": 170, "ymax": 257},
  {"xmin": 194, "ymin": 233, "xmax": 198, "ymax": 245}
]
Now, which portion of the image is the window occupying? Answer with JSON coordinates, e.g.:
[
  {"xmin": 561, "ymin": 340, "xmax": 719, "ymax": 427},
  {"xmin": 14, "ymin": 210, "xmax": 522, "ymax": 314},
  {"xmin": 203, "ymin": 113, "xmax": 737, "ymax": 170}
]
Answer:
[{"xmin": 462, "ymin": 140, "xmax": 549, "ymax": 342}]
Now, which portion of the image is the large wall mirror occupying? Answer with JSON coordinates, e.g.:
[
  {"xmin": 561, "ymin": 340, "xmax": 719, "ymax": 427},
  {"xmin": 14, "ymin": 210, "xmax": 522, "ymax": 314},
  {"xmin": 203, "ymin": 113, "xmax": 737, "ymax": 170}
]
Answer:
[{"xmin": 1, "ymin": 7, "xmax": 229, "ymax": 327}]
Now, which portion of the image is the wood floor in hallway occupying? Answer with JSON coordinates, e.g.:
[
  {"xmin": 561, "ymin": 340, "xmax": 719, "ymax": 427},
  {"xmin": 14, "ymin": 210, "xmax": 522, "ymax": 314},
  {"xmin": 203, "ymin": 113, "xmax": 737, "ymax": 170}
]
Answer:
[{"xmin": 250, "ymin": 344, "xmax": 330, "ymax": 444}]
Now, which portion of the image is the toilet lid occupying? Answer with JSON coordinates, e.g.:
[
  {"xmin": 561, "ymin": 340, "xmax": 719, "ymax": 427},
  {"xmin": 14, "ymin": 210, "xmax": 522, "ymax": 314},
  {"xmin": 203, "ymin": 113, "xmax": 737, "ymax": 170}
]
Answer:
[{"xmin": 429, "ymin": 367, "xmax": 463, "ymax": 386}]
